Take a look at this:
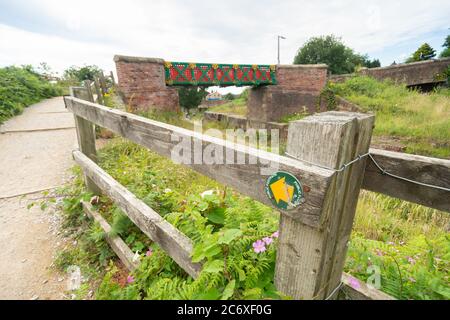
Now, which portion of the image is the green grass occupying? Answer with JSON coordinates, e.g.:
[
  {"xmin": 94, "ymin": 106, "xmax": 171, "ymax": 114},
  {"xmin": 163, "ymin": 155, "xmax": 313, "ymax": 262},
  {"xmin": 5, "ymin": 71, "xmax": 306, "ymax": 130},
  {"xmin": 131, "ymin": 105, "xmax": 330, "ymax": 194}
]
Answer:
[
  {"xmin": 347, "ymin": 191, "xmax": 449, "ymax": 299},
  {"xmin": 279, "ymin": 111, "xmax": 309, "ymax": 123},
  {"xmin": 137, "ymin": 109, "xmax": 194, "ymax": 130},
  {"xmin": 0, "ymin": 66, "xmax": 63, "ymax": 123},
  {"xmin": 330, "ymin": 76, "xmax": 450, "ymax": 158},
  {"xmin": 208, "ymin": 98, "xmax": 247, "ymax": 116}
]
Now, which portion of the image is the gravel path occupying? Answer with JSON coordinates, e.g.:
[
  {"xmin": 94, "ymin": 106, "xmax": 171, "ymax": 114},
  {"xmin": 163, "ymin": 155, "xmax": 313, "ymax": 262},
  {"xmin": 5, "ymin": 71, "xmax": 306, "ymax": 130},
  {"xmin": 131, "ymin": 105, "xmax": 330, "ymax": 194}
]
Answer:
[{"xmin": 0, "ymin": 97, "xmax": 77, "ymax": 300}]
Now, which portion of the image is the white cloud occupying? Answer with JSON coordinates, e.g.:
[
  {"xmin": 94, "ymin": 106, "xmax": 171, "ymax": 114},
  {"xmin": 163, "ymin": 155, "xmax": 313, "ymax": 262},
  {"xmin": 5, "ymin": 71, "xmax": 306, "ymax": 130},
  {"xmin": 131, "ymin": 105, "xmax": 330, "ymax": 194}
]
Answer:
[
  {"xmin": 0, "ymin": 24, "xmax": 118, "ymax": 74},
  {"xmin": 1, "ymin": 0, "xmax": 449, "ymax": 74}
]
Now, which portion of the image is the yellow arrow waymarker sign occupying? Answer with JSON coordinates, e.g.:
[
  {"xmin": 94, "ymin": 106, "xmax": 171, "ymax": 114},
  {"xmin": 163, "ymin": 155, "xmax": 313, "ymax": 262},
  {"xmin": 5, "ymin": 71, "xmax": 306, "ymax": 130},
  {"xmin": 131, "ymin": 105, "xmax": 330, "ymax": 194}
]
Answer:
[
  {"xmin": 265, "ymin": 171, "xmax": 304, "ymax": 210},
  {"xmin": 269, "ymin": 177, "xmax": 294, "ymax": 204}
]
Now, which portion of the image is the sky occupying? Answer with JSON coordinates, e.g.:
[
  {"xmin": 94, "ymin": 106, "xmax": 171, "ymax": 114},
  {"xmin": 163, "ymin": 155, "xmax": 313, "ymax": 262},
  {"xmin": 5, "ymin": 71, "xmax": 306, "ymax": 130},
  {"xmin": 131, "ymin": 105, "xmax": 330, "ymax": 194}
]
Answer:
[{"xmin": 0, "ymin": 0, "xmax": 449, "ymax": 93}]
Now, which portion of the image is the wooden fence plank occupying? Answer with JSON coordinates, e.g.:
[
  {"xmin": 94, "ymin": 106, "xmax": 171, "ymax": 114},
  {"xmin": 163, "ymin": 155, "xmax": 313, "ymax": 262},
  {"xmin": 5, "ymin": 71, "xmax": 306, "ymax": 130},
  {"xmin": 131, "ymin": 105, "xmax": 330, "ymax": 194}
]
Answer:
[
  {"xmin": 69, "ymin": 87, "xmax": 89, "ymax": 101},
  {"xmin": 69, "ymin": 88, "xmax": 100, "ymax": 195},
  {"xmin": 363, "ymin": 148, "xmax": 450, "ymax": 212},
  {"xmin": 82, "ymin": 200, "xmax": 139, "ymax": 271},
  {"xmin": 324, "ymin": 111, "xmax": 375, "ymax": 298},
  {"xmin": 73, "ymin": 150, "xmax": 201, "ymax": 278},
  {"xmin": 99, "ymin": 71, "xmax": 107, "ymax": 94},
  {"xmin": 275, "ymin": 112, "xmax": 374, "ymax": 300},
  {"xmin": 110, "ymin": 71, "xmax": 116, "ymax": 86},
  {"xmin": 64, "ymin": 96, "xmax": 335, "ymax": 228},
  {"xmin": 93, "ymin": 77, "xmax": 104, "ymax": 105},
  {"xmin": 340, "ymin": 273, "xmax": 396, "ymax": 300},
  {"xmin": 83, "ymin": 80, "xmax": 95, "ymax": 103}
]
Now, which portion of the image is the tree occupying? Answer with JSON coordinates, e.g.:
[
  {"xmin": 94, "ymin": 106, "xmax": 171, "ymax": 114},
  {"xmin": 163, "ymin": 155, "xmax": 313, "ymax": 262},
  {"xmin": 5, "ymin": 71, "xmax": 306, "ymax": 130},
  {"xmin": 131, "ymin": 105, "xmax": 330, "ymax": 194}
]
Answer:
[
  {"xmin": 352, "ymin": 54, "xmax": 381, "ymax": 69},
  {"xmin": 362, "ymin": 57, "xmax": 381, "ymax": 68},
  {"xmin": 406, "ymin": 43, "xmax": 436, "ymax": 62},
  {"xmin": 440, "ymin": 48, "xmax": 450, "ymax": 58},
  {"xmin": 239, "ymin": 88, "xmax": 249, "ymax": 101},
  {"xmin": 443, "ymin": 35, "xmax": 450, "ymax": 49},
  {"xmin": 224, "ymin": 93, "xmax": 235, "ymax": 100},
  {"xmin": 177, "ymin": 86, "xmax": 208, "ymax": 109},
  {"xmin": 63, "ymin": 65, "xmax": 103, "ymax": 82},
  {"xmin": 293, "ymin": 35, "xmax": 380, "ymax": 74},
  {"xmin": 440, "ymin": 35, "xmax": 450, "ymax": 58}
]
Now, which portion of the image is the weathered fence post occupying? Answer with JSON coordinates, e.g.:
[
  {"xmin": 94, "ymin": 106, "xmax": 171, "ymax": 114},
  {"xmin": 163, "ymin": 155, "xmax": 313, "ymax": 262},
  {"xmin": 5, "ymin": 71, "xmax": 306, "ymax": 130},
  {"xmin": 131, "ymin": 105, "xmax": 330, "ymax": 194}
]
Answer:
[
  {"xmin": 83, "ymin": 80, "xmax": 95, "ymax": 103},
  {"xmin": 275, "ymin": 111, "xmax": 374, "ymax": 299},
  {"xmin": 99, "ymin": 71, "xmax": 108, "ymax": 94},
  {"xmin": 93, "ymin": 77, "xmax": 104, "ymax": 105},
  {"xmin": 69, "ymin": 86, "xmax": 100, "ymax": 195},
  {"xmin": 110, "ymin": 71, "xmax": 116, "ymax": 86}
]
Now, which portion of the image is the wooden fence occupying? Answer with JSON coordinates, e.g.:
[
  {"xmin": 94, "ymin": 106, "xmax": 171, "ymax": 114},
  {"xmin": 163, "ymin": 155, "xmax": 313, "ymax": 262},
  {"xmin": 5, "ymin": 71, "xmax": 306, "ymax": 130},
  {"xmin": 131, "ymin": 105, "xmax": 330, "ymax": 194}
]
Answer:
[
  {"xmin": 70, "ymin": 70, "xmax": 115, "ymax": 104},
  {"xmin": 65, "ymin": 88, "xmax": 449, "ymax": 300}
]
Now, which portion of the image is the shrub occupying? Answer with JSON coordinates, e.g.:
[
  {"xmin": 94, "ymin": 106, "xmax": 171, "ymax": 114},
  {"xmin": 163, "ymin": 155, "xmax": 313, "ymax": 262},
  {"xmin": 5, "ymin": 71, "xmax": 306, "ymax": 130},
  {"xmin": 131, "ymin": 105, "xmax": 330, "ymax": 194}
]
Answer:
[
  {"xmin": 63, "ymin": 65, "xmax": 103, "ymax": 82},
  {"xmin": 293, "ymin": 35, "xmax": 380, "ymax": 74},
  {"xmin": 0, "ymin": 66, "xmax": 63, "ymax": 123},
  {"xmin": 177, "ymin": 86, "xmax": 208, "ymax": 109}
]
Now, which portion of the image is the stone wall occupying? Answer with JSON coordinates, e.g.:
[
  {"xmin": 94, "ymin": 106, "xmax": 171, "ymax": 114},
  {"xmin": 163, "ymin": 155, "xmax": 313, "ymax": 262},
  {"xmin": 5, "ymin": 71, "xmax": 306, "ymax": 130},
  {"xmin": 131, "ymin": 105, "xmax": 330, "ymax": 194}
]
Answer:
[
  {"xmin": 247, "ymin": 64, "xmax": 328, "ymax": 122},
  {"xmin": 330, "ymin": 58, "xmax": 450, "ymax": 87},
  {"xmin": 114, "ymin": 55, "xmax": 179, "ymax": 112}
]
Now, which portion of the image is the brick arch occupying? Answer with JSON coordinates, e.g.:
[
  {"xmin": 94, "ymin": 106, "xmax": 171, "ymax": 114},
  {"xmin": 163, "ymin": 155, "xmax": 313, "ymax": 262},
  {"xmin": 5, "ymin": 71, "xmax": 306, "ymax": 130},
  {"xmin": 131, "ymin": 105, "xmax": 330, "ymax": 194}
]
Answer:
[{"xmin": 114, "ymin": 55, "xmax": 328, "ymax": 122}]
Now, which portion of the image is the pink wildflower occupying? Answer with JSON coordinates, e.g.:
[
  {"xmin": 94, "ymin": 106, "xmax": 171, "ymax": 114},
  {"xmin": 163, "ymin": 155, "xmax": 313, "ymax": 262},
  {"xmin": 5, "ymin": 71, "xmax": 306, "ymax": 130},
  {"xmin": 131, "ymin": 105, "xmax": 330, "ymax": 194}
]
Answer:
[
  {"xmin": 348, "ymin": 276, "xmax": 361, "ymax": 290},
  {"xmin": 126, "ymin": 275, "xmax": 134, "ymax": 284},
  {"xmin": 146, "ymin": 248, "xmax": 153, "ymax": 257},
  {"xmin": 262, "ymin": 237, "xmax": 273, "ymax": 245},
  {"xmin": 407, "ymin": 256, "xmax": 416, "ymax": 265},
  {"xmin": 271, "ymin": 231, "xmax": 279, "ymax": 238},
  {"xmin": 375, "ymin": 249, "xmax": 384, "ymax": 256},
  {"xmin": 252, "ymin": 240, "xmax": 266, "ymax": 253}
]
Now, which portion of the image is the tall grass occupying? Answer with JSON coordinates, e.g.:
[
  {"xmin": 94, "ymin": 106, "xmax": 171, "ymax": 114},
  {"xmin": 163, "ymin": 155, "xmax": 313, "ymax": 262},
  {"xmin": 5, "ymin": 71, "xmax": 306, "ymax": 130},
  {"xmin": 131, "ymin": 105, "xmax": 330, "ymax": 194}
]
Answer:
[
  {"xmin": 0, "ymin": 66, "xmax": 63, "ymax": 123},
  {"xmin": 208, "ymin": 97, "xmax": 247, "ymax": 116},
  {"xmin": 347, "ymin": 190, "xmax": 450, "ymax": 299},
  {"xmin": 330, "ymin": 76, "xmax": 450, "ymax": 158}
]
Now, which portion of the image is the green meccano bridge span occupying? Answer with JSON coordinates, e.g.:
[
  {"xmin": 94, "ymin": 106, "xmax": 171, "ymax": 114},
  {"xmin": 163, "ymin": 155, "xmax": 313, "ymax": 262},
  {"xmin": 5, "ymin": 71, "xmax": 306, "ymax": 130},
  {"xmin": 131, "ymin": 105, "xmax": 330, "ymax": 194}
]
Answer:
[{"xmin": 164, "ymin": 61, "xmax": 277, "ymax": 86}]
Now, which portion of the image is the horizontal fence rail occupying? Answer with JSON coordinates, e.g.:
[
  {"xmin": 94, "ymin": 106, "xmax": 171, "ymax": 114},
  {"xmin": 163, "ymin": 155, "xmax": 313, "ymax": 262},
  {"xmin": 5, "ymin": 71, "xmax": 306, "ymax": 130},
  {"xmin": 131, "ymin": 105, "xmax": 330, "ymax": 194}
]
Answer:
[
  {"xmin": 73, "ymin": 150, "xmax": 201, "ymax": 278},
  {"xmin": 65, "ymin": 96, "xmax": 450, "ymax": 215},
  {"xmin": 82, "ymin": 200, "xmax": 139, "ymax": 271},
  {"xmin": 64, "ymin": 96, "xmax": 335, "ymax": 228},
  {"xmin": 363, "ymin": 148, "xmax": 450, "ymax": 212}
]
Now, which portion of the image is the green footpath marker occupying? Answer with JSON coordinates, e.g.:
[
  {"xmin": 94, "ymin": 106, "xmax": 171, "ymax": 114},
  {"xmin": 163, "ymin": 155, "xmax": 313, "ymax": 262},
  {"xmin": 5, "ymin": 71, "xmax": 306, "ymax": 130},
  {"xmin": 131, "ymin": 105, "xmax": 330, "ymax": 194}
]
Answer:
[{"xmin": 265, "ymin": 171, "xmax": 304, "ymax": 210}]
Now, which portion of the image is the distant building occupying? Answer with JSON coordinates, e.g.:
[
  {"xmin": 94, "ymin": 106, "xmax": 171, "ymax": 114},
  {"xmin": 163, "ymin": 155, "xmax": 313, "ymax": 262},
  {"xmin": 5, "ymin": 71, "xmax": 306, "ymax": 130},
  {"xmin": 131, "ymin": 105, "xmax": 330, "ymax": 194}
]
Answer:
[
  {"xmin": 199, "ymin": 91, "xmax": 227, "ymax": 110},
  {"xmin": 206, "ymin": 91, "xmax": 223, "ymax": 101}
]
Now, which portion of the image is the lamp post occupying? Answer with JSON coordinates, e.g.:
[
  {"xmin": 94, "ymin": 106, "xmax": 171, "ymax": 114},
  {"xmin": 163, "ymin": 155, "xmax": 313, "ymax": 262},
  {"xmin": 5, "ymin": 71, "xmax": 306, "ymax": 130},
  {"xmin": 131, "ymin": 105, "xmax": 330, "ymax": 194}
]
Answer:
[{"xmin": 277, "ymin": 35, "xmax": 286, "ymax": 65}]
